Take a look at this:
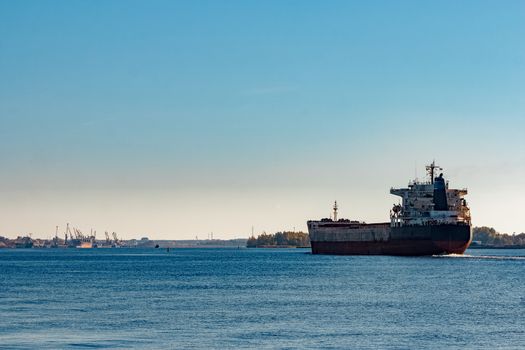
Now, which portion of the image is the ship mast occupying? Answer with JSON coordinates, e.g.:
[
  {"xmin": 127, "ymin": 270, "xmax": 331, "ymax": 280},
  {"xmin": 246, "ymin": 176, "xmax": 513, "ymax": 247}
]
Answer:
[{"xmin": 426, "ymin": 161, "xmax": 442, "ymax": 184}]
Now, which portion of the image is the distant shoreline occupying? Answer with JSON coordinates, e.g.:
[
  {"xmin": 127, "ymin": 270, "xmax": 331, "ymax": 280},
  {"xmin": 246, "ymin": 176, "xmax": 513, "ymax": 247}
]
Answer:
[{"xmin": 0, "ymin": 237, "xmax": 248, "ymax": 249}]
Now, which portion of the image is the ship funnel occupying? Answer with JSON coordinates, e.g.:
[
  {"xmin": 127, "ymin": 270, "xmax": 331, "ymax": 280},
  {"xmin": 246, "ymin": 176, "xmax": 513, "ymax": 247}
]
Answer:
[{"xmin": 433, "ymin": 174, "xmax": 448, "ymax": 210}]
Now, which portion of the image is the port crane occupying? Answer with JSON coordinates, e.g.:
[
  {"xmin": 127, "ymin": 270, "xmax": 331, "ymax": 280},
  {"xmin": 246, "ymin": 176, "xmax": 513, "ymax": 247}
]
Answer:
[
  {"xmin": 112, "ymin": 232, "xmax": 119, "ymax": 246},
  {"xmin": 60, "ymin": 223, "xmax": 119, "ymax": 247}
]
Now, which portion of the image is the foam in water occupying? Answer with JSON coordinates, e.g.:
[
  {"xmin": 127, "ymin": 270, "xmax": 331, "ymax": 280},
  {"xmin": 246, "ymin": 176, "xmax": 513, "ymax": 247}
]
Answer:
[{"xmin": 433, "ymin": 253, "xmax": 525, "ymax": 260}]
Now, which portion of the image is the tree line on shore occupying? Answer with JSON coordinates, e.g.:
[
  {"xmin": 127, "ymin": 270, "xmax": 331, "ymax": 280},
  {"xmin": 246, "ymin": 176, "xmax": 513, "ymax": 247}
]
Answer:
[
  {"xmin": 473, "ymin": 226, "xmax": 525, "ymax": 246},
  {"xmin": 247, "ymin": 231, "xmax": 310, "ymax": 248}
]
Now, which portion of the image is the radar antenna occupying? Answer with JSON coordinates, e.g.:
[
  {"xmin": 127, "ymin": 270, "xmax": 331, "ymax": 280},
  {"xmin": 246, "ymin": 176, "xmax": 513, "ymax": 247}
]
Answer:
[{"xmin": 426, "ymin": 161, "xmax": 442, "ymax": 184}]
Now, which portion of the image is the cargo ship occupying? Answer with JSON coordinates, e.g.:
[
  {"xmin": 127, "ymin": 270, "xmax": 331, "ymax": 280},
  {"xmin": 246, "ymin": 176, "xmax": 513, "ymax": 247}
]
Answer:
[{"xmin": 307, "ymin": 162, "xmax": 472, "ymax": 255}]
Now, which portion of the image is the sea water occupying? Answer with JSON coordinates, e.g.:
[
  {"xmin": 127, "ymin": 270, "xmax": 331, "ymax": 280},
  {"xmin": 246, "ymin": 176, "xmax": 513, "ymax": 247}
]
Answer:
[{"xmin": 0, "ymin": 248, "xmax": 524, "ymax": 349}]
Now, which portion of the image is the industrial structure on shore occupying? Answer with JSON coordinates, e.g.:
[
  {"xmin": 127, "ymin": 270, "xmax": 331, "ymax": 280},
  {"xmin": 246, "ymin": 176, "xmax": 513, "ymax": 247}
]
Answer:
[
  {"xmin": 0, "ymin": 224, "xmax": 122, "ymax": 249},
  {"xmin": 54, "ymin": 223, "xmax": 122, "ymax": 248}
]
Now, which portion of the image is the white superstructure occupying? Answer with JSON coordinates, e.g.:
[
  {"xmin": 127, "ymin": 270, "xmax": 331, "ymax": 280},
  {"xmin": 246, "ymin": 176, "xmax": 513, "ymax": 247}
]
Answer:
[{"xmin": 389, "ymin": 162, "xmax": 471, "ymax": 227}]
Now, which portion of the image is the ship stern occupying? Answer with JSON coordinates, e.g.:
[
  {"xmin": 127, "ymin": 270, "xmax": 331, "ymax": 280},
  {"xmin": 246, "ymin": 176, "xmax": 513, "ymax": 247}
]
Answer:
[{"xmin": 431, "ymin": 224, "xmax": 472, "ymax": 254}]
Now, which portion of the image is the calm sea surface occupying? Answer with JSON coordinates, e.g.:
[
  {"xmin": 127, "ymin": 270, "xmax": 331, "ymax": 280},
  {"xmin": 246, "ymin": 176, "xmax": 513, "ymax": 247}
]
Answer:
[{"xmin": 1, "ymin": 248, "xmax": 524, "ymax": 349}]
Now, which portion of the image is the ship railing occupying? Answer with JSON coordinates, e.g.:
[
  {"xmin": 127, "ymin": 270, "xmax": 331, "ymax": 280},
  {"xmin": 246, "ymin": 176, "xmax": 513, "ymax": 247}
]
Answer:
[{"xmin": 397, "ymin": 217, "xmax": 470, "ymax": 226}]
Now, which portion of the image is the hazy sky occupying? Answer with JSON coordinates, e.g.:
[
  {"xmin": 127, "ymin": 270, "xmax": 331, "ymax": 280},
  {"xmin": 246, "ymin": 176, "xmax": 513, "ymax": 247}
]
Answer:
[{"xmin": 1, "ymin": 0, "xmax": 524, "ymax": 239}]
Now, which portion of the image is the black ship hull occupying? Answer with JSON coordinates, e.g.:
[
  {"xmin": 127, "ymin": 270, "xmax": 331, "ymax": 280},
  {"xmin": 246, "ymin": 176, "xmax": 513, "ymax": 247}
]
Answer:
[{"xmin": 310, "ymin": 224, "xmax": 472, "ymax": 256}]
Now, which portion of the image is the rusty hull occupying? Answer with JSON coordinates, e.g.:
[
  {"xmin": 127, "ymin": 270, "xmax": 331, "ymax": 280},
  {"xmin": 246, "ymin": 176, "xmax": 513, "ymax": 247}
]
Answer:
[{"xmin": 309, "ymin": 223, "xmax": 471, "ymax": 256}]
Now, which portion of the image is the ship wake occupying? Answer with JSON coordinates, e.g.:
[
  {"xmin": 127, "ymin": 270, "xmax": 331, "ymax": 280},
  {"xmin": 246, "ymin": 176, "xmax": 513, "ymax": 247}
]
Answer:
[{"xmin": 433, "ymin": 253, "xmax": 525, "ymax": 261}]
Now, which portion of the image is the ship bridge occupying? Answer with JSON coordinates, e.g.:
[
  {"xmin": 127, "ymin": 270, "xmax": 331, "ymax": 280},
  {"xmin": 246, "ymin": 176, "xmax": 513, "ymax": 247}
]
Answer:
[{"xmin": 389, "ymin": 163, "xmax": 470, "ymax": 227}]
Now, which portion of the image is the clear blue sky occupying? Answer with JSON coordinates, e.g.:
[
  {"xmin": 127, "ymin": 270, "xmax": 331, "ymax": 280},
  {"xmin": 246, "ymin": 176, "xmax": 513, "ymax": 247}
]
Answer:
[{"xmin": 1, "ymin": 0, "xmax": 524, "ymax": 238}]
